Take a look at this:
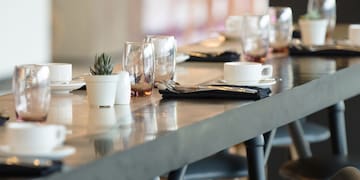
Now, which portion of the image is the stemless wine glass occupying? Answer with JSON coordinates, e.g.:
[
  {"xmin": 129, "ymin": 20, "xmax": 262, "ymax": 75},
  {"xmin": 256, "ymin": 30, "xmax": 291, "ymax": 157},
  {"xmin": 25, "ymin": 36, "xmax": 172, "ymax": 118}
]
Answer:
[
  {"xmin": 239, "ymin": 14, "xmax": 270, "ymax": 63},
  {"xmin": 122, "ymin": 42, "xmax": 155, "ymax": 97},
  {"xmin": 13, "ymin": 64, "xmax": 51, "ymax": 122},
  {"xmin": 144, "ymin": 35, "xmax": 177, "ymax": 84},
  {"xmin": 269, "ymin": 7, "xmax": 293, "ymax": 53},
  {"xmin": 307, "ymin": 0, "xmax": 336, "ymax": 41}
]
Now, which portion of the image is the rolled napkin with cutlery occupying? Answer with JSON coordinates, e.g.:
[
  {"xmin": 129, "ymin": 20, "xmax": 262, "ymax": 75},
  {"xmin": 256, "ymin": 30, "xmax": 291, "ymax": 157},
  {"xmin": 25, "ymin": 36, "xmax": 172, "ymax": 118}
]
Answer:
[
  {"xmin": 289, "ymin": 39, "xmax": 360, "ymax": 56},
  {"xmin": 186, "ymin": 51, "xmax": 240, "ymax": 62},
  {"xmin": 157, "ymin": 81, "xmax": 271, "ymax": 100}
]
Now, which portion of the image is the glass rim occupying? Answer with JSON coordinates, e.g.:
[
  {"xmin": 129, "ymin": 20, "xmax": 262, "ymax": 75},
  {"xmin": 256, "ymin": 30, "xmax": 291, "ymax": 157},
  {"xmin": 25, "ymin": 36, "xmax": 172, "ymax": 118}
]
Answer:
[
  {"xmin": 269, "ymin": 6, "xmax": 292, "ymax": 10},
  {"xmin": 15, "ymin": 64, "xmax": 49, "ymax": 68},
  {"xmin": 125, "ymin": 41, "xmax": 153, "ymax": 46},
  {"xmin": 145, "ymin": 35, "xmax": 175, "ymax": 39},
  {"xmin": 227, "ymin": 14, "xmax": 269, "ymax": 18}
]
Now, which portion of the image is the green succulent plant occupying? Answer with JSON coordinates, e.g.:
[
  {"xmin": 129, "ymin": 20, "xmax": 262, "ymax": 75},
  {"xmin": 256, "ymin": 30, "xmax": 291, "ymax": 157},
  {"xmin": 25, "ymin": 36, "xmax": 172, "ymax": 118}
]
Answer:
[
  {"xmin": 300, "ymin": 10, "xmax": 322, "ymax": 20},
  {"xmin": 90, "ymin": 53, "xmax": 114, "ymax": 75}
]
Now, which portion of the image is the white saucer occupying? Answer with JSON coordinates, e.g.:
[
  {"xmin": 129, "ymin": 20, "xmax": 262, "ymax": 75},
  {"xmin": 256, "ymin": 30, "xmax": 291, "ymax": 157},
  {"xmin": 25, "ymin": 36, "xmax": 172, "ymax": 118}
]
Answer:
[
  {"xmin": 50, "ymin": 81, "xmax": 85, "ymax": 93},
  {"xmin": 218, "ymin": 78, "xmax": 276, "ymax": 87},
  {"xmin": 0, "ymin": 145, "xmax": 76, "ymax": 160},
  {"xmin": 176, "ymin": 53, "xmax": 190, "ymax": 63}
]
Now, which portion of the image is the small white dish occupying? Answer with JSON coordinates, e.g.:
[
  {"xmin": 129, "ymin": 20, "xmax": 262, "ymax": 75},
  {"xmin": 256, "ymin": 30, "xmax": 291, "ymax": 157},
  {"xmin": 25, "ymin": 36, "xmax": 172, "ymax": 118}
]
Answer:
[
  {"xmin": 176, "ymin": 53, "xmax": 190, "ymax": 63},
  {"xmin": 218, "ymin": 78, "xmax": 276, "ymax": 87},
  {"xmin": 50, "ymin": 81, "xmax": 85, "ymax": 93},
  {"xmin": 0, "ymin": 145, "xmax": 76, "ymax": 160}
]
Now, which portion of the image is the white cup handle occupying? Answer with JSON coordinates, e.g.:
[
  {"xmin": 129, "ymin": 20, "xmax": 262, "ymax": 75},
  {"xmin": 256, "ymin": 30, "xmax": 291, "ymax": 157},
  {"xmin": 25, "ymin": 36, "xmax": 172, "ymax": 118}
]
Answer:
[
  {"xmin": 261, "ymin": 65, "xmax": 273, "ymax": 79},
  {"xmin": 55, "ymin": 126, "xmax": 67, "ymax": 147}
]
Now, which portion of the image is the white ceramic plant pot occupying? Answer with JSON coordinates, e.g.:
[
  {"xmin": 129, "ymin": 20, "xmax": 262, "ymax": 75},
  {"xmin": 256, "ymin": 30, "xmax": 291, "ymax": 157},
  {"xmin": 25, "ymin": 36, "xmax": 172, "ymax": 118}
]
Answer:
[
  {"xmin": 299, "ymin": 19, "xmax": 328, "ymax": 45},
  {"xmin": 85, "ymin": 75, "xmax": 119, "ymax": 107}
]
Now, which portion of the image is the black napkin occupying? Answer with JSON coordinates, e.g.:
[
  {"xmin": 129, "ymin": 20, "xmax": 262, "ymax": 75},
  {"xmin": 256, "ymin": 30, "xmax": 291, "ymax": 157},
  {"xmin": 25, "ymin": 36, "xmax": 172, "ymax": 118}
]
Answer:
[
  {"xmin": 0, "ymin": 160, "xmax": 63, "ymax": 178},
  {"xmin": 0, "ymin": 115, "xmax": 9, "ymax": 126},
  {"xmin": 292, "ymin": 30, "xmax": 301, "ymax": 39},
  {"xmin": 289, "ymin": 45, "xmax": 360, "ymax": 56},
  {"xmin": 159, "ymin": 86, "xmax": 271, "ymax": 100},
  {"xmin": 187, "ymin": 51, "xmax": 240, "ymax": 62}
]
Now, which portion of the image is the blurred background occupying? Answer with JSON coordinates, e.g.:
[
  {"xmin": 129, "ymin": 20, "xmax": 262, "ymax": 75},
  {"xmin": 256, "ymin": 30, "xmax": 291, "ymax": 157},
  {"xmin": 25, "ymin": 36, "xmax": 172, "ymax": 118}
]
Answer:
[
  {"xmin": 3, "ymin": 1, "xmax": 360, "ymax": 179},
  {"xmin": 1, "ymin": 0, "xmax": 269, "ymax": 81},
  {"xmin": 2, "ymin": 0, "xmax": 360, "ymax": 80}
]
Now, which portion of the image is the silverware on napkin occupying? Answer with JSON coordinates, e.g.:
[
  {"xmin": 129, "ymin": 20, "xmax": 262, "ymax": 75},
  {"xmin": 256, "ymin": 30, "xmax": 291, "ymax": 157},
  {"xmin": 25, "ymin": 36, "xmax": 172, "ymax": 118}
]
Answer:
[
  {"xmin": 156, "ymin": 80, "xmax": 258, "ymax": 94},
  {"xmin": 291, "ymin": 39, "xmax": 360, "ymax": 52},
  {"xmin": 172, "ymin": 85, "xmax": 258, "ymax": 93},
  {"xmin": 186, "ymin": 51, "xmax": 223, "ymax": 58}
]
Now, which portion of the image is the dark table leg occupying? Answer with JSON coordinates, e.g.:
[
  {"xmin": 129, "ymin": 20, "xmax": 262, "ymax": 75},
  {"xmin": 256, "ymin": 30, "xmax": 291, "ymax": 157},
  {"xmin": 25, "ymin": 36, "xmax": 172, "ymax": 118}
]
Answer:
[
  {"xmin": 245, "ymin": 135, "xmax": 266, "ymax": 180},
  {"xmin": 168, "ymin": 165, "xmax": 188, "ymax": 180},
  {"xmin": 329, "ymin": 101, "xmax": 348, "ymax": 156}
]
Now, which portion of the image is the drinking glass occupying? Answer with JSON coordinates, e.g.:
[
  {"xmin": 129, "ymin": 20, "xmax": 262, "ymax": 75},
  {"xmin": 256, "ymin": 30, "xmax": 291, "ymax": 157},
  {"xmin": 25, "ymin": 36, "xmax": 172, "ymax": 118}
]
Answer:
[
  {"xmin": 122, "ymin": 42, "xmax": 155, "ymax": 97},
  {"xmin": 13, "ymin": 64, "xmax": 51, "ymax": 122},
  {"xmin": 269, "ymin": 7, "xmax": 293, "ymax": 53},
  {"xmin": 144, "ymin": 35, "xmax": 176, "ymax": 84},
  {"xmin": 239, "ymin": 14, "xmax": 270, "ymax": 63},
  {"xmin": 307, "ymin": 0, "xmax": 336, "ymax": 41}
]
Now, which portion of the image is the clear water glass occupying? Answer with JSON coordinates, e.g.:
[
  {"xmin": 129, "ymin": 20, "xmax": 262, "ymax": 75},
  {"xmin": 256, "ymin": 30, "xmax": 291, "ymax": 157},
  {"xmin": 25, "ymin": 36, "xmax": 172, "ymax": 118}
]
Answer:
[
  {"xmin": 239, "ymin": 14, "xmax": 270, "ymax": 63},
  {"xmin": 122, "ymin": 42, "xmax": 155, "ymax": 97},
  {"xmin": 144, "ymin": 35, "xmax": 176, "ymax": 84},
  {"xmin": 269, "ymin": 7, "xmax": 293, "ymax": 53},
  {"xmin": 13, "ymin": 64, "xmax": 51, "ymax": 122}
]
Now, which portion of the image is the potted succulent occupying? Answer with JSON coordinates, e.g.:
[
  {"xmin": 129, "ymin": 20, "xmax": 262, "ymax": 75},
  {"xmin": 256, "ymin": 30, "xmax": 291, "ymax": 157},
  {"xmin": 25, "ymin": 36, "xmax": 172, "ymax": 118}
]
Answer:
[
  {"xmin": 298, "ymin": 10, "xmax": 328, "ymax": 45},
  {"xmin": 85, "ymin": 53, "xmax": 119, "ymax": 107}
]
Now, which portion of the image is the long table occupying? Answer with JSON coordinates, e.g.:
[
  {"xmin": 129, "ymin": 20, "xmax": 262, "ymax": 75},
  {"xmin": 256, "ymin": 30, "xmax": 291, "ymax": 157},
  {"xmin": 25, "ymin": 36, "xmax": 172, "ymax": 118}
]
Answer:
[{"xmin": 1, "ymin": 53, "xmax": 360, "ymax": 179}]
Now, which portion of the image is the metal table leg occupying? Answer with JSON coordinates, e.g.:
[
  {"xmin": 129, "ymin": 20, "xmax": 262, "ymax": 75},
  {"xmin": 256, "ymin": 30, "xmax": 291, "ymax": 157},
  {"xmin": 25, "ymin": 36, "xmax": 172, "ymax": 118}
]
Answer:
[
  {"xmin": 168, "ymin": 165, "xmax": 188, "ymax": 180},
  {"xmin": 245, "ymin": 135, "xmax": 266, "ymax": 180},
  {"xmin": 329, "ymin": 101, "xmax": 348, "ymax": 156}
]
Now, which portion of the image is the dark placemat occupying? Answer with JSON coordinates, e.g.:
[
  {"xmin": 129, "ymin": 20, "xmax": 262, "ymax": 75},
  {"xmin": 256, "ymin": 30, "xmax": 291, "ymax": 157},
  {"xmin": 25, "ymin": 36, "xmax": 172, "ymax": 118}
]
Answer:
[
  {"xmin": 0, "ymin": 115, "xmax": 9, "ymax": 126},
  {"xmin": 187, "ymin": 51, "xmax": 240, "ymax": 62},
  {"xmin": 289, "ymin": 46, "xmax": 360, "ymax": 56},
  {"xmin": 0, "ymin": 160, "xmax": 63, "ymax": 178},
  {"xmin": 159, "ymin": 86, "xmax": 271, "ymax": 100}
]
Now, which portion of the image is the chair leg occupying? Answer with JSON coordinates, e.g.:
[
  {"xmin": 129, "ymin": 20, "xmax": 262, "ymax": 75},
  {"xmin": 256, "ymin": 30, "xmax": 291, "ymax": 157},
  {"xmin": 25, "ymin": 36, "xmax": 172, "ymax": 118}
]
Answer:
[
  {"xmin": 263, "ymin": 129, "xmax": 277, "ymax": 164},
  {"xmin": 245, "ymin": 135, "xmax": 266, "ymax": 180},
  {"xmin": 329, "ymin": 101, "xmax": 348, "ymax": 156},
  {"xmin": 287, "ymin": 118, "xmax": 312, "ymax": 158},
  {"xmin": 288, "ymin": 144, "xmax": 299, "ymax": 160}
]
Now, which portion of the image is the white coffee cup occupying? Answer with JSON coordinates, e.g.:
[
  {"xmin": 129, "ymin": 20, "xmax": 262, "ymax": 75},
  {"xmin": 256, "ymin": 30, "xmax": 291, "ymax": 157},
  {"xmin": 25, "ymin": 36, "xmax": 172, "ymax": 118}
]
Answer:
[
  {"xmin": 299, "ymin": 19, "xmax": 328, "ymax": 45},
  {"xmin": 5, "ymin": 122, "xmax": 67, "ymax": 154},
  {"xmin": 224, "ymin": 62, "xmax": 273, "ymax": 83},
  {"xmin": 46, "ymin": 63, "xmax": 72, "ymax": 84},
  {"xmin": 349, "ymin": 24, "xmax": 360, "ymax": 46}
]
